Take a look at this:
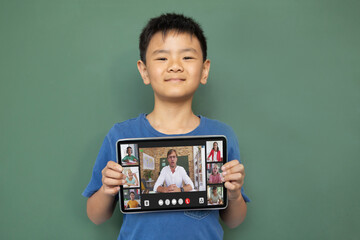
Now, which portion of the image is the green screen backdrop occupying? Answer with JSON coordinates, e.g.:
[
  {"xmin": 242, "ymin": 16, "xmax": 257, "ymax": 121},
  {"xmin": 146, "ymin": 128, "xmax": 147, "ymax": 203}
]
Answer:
[{"xmin": 1, "ymin": 0, "xmax": 359, "ymax": 239}]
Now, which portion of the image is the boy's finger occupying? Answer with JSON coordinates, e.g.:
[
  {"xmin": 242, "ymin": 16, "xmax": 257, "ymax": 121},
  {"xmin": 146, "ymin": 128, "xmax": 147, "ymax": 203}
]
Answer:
[
  {"xmin": 224, "ymin": 181, "xmax": 236, "ymax": 191},
  {"xmin": 103, "ymin": 186, "xmax": 120, "ymax": 196},
  {"xmin": 103, "ymin": 177, "xmax": 126, "ymax": 186},
  {"xmin": 222, "ymin": 164, "xmax": 244, "ymax": 176},
  {"xmin": 104, "ymin": 169, "xmax": 126, "ymax": 179},
  {"xmin": 223, "ymin": 172, "xmax": 243, "ymax": 182},
  {"xmin": 107, "ymin": 161, "xmax": 123, "ymax": 172},
  {"xmin": 224, "ymin": 181, "xmax": 241, "ymax": 191},
  {"xmin": 221, "ymin": 160, "xmax": 240, "ymax": 171}
]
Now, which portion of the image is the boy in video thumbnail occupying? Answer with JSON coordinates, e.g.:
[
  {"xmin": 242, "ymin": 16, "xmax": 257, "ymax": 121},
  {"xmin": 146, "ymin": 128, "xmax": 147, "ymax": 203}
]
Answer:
[
  {"xmin": 126, "ymin": 191, "xmax": 141, "ymax": 209},
  {"xmin": 122, "ymin": 146, "xmax": 138, "ymax": 165},
  {"xmin": 153, "ymin": 149, "xmax": 194, "ymax": 192},
  {"xmin": 208, "ymin": 186, "xmax": 223, "ymax": 205}
]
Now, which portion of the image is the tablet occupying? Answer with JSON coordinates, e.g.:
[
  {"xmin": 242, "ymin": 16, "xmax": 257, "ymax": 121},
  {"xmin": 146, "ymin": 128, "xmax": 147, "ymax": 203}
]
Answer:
[{"xmin": 116, "ymin": 135, "xmax": 227, "ymax": 213}]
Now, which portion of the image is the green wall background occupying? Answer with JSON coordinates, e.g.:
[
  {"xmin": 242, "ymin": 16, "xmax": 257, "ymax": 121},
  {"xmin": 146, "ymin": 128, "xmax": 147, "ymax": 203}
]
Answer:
[{"xmin": 1, "ymin": 0, "xmax": 359, "ymax": 239}]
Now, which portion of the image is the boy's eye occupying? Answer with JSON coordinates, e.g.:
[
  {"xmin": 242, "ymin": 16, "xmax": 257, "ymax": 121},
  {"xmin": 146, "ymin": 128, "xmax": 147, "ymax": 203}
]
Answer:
[
  {"xmin": 183, "ymin": 56, "xmax": 194, "ymax": 60},
  {"xmin": 156, "ymin": 57, "xmax": 167, "ymax": 61}
]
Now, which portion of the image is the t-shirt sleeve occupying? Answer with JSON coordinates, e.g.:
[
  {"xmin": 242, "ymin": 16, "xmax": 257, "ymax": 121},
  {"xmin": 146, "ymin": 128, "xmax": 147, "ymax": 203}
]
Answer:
[
  {"xmin": 82, "ymin": 135, "xmax": 116, "ymax": 198},
  {"xmin": 226, "ymin": 126, "xmax": 251, "ymax": 203}
]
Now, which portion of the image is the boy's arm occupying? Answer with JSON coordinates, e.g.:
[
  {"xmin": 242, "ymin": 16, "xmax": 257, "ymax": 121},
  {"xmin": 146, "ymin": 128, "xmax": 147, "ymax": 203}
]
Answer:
[
  {"xmin": 87, "ymin": 161, "xmax": 125, "ymax": 225},
  {"xmin": 220, "ymin": 192, "xmax": 247, "ymax": 228},
  {"xmin": 87, "ymin": 187, "xmax": 117, "ymax": 225},
  {"xmin": 219, "ymin": 160, "xmax": 247, "ymax": 229}
]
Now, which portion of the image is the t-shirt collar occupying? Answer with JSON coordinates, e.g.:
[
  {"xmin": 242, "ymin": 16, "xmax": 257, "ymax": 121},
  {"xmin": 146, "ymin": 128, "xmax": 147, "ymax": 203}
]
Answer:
[{"xmin": 140, "ymin": 113, "xmax": 204, "ymax": 137}]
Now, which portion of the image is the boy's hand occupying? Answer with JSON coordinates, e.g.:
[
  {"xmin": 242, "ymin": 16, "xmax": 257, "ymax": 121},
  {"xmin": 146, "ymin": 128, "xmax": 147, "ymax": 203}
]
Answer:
[
  {"xmin": 222, "ymin": 160, "xmax": 245, "ymax": 201},
  {"xmin": 101, "ymin": 161, "xmax": 126, "ymax": 196}
]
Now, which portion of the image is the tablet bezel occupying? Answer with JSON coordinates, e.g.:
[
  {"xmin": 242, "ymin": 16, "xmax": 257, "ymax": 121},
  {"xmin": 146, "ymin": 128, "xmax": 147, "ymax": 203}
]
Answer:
[{"xmin": 116, "ymin": 135, "xmax": 228, "ymax": 214}]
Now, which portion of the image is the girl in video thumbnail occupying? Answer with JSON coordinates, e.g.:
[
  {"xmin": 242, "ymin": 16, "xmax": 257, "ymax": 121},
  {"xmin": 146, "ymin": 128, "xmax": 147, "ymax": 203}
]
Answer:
[
  {"xmin": 209, "ymin": 164, "xmax": 222, "ymax": 184},
  {"xmin": 207, "ymin": 142, "xmax": 222, "ymax": 161},
  {"xmin": 125, "ymin": 169, "xmax": 139, "ymax": 187}
]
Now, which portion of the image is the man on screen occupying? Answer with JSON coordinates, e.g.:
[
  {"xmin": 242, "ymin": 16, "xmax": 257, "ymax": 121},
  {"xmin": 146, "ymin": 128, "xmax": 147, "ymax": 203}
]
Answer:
[{"xmin": 153, "ymin": 149, "xmax": 194, "ymax": 192}]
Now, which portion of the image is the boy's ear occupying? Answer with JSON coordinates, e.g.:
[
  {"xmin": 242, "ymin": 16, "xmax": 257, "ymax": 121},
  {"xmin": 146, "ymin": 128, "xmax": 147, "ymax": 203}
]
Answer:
[
  {"xmin": 200, "ymin": 59, "xmax": 211, "ymax": 85},
  {"xmin": 137, "ymin": 60, "xmax": 150, "ymax": 85}
]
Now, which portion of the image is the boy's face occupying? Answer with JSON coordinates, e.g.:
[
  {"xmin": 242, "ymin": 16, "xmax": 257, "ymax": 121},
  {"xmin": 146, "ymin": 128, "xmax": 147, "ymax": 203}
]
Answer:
[{"xmin": 137, "ymin": 31, "xmax": 210, "ymax": 101}]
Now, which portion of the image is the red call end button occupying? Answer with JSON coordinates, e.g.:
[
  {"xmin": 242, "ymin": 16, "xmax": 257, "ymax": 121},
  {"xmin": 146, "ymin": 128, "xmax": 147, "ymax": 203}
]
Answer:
[{"xmin": 185, "ymin": 198, "xmax": 190, "ymax": 204}]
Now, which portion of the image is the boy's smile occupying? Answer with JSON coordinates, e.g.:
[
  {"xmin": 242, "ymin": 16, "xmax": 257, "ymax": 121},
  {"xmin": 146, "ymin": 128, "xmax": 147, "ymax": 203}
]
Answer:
[{"xmin": 137, "ymin": 31, "xmax": 210, "ymax": 102}]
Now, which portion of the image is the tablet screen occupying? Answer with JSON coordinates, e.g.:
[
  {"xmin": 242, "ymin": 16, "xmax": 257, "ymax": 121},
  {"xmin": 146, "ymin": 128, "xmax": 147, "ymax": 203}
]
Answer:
[{"xmin": 116, "ymin": 136, "xmax": 227, "ymax": 213}]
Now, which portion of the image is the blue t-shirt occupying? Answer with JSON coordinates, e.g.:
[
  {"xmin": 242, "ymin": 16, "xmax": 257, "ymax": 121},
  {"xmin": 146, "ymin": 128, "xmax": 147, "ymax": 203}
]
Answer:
[{"xmin": 82, "ymin": 113, "xmax": 250, "ymax": 240}]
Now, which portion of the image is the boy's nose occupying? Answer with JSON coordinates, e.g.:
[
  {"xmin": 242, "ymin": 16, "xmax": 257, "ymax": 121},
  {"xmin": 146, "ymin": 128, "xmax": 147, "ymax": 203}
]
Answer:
[{"xmin": 167, "ymin": 59, "xmax": 183, "ymax": 72}]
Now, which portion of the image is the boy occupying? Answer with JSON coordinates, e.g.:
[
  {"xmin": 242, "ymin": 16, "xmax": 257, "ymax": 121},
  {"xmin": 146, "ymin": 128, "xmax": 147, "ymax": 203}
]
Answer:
[
  {"xmin": 209, "ymin": 186, "xmax": 223, "ymax": 205},
  {"xmin": 121, "ymin": 146, "xmax": 138, "ymax": 165},
  {"xmin": 126, "ymin": 192, "xmax": 141, "ymax": 209},
  {"xmin": 82, "ymin": 13, "xmax": 250, "ymax": 239}
]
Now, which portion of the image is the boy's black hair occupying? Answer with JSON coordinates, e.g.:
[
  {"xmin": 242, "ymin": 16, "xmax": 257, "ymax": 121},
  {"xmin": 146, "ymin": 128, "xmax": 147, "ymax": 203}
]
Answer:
[{"xmin": 139, "ymin": 13, "xmax": 207, "ymax": 64}]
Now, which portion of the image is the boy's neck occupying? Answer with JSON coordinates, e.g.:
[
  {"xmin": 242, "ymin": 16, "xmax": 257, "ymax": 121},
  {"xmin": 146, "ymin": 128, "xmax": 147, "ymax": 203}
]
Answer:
[{"xmin": 146, "ymin": 98, "xmax": 200, "ymax": 135}]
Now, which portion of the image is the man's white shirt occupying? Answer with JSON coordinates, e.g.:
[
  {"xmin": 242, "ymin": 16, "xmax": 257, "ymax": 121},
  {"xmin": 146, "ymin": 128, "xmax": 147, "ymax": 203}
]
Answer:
[{"xmin": 153, "ymin": 166, "xmax": 194, "ymax": 192}]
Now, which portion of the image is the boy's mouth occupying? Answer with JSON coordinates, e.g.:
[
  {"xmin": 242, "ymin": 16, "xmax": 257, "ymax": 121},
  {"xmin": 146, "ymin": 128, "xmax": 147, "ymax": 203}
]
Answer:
[{"xmin": 165, "ymin": 78, "xmax": 185, "ymax": 82}]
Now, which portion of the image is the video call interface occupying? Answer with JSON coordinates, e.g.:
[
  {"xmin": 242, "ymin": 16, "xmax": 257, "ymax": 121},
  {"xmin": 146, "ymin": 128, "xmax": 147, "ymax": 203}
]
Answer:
[{"xmin": 117, "ymin": 137, "xmax": 227, "ymax": 213}]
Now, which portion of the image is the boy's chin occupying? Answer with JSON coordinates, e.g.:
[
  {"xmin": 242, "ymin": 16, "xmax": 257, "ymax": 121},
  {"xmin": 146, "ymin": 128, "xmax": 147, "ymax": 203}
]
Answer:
[{"xmin": 155, "ymin": 92, "xmax": 196, "ymax": 102}]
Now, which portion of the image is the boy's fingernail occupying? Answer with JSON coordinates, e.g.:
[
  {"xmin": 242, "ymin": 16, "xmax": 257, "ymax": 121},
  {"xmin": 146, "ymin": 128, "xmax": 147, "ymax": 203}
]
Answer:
[{"xmin": 222, "ymin": 171, "xmax": 227, "ymax": 176}]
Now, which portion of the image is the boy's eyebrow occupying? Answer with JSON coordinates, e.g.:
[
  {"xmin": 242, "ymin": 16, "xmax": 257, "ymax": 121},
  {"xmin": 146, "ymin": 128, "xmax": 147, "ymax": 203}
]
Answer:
[
  {"xmin": 180, "ymin": 48, "xmax": 197, "ymax": 53},
  {"xmin": 151, "ymin": 48, "xmax": 198, "ymax": 55},
  {"xmin": 152, "ymin": 49, "xmax": 169, "ymax": 55}
]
